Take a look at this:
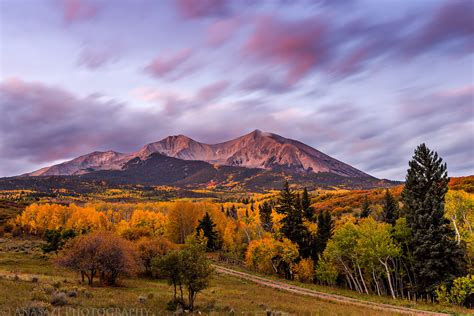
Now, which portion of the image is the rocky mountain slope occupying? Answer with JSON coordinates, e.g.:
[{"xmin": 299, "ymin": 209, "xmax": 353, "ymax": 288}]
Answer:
[
  {"xmin": 26, "ymin": 130, "xmax": 368, "ymax": 178},
  {"xmin": 2, "ymin": 153, "xmax": 394, "ymax": 193}
]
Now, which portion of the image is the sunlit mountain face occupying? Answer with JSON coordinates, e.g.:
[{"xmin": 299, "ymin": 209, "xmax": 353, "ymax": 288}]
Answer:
[
  {"xmin": 26, "ymin": 130, "xmax": 369, "ymax": 177},
  {"xmin": 1, "ymin": 0, "xmax": 473, "ymax": 180}
]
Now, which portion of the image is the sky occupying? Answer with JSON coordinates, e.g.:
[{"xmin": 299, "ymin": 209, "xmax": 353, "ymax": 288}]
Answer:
[{"xmin": 0, "ymin": 0, "xmax": 473, "ymax": 180}]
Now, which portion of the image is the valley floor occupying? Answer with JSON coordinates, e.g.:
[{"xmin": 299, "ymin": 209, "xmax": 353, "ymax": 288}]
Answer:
[{"xmin": 0, "ymin": 238, "xmax": 472, "ymax": 315}]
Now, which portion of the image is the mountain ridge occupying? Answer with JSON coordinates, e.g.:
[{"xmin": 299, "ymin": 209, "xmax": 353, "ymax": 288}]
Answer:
[{"xmin": 25, "ymin": 130, "xmax": 370, "ymax": 178}]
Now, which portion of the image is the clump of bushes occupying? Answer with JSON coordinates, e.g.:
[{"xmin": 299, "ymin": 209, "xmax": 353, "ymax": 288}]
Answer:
[
  {"xmin": 50, "ymin": 292, "xmax": 68, "ymax": 306},
  {"xmin": 293, "ymin": 258, "xmax": 314, "ymax": 283},
  {"xmin": 55, "ymin": 231, "xmax": 139, "ymax": 286},
  {"xmin": 436, "ymin": 275, "xmax": 474, "ymax": 306}
]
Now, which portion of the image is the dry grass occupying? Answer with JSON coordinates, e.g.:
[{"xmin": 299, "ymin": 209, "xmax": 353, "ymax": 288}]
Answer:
[{"xmin": 0, "ymin": 248, "xmax": 407, "ymax": 315}]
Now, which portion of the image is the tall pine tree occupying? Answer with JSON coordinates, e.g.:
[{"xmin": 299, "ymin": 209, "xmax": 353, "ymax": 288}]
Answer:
[
  {"xmin": 359, "ymin": 196, "xmax": 371, "ymax": 218},
  {"xmin": 301, "ymin": 188, "xmax": 314, "ymax": 221},
  {"xmin": 313, "ymin": 211, "xmax": 334, "ymax": 261},
  {"xmin": 228, "ymin": 205, "xmax": 238, "ymax": 220},
  {"xmin": 381, "ymin": 189, "xmax": 398, "ymax": 225},
  {"xmin": 276, "ymin": 181, "xmax": 311, "ymax": 258},
  {"xmin": 196, "ymin": 212, "xmax": 219, "ymax": 250},
  {"xmin": 402, "ymin": 144, "xmax": 465, "ymax": 294},
  {"xmin": 258, "ymin": 201, "xmax": 273, "ymax": 232}
]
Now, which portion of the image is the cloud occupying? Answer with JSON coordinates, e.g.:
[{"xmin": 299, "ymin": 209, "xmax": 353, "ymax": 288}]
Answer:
[
  {"xmin": 404, "ymin": 1, "xmax": 474, "ymax": 56},
  {"xmin": 0, "ymin": 78, "xmax": 168, "ymax": 175},
  {"xmin": 240, "ymin": 2, "xmax": 474, "ymax": 82},
  {"xmin": 58, "ymin": 0, "xmax": 100, "ymax": 24},
  {"xmin": 196, "ymin": 80, "xmax": 229, "ymax": 101},
  {"xmin": 206, "ymin": 17, "xmax": 241, "ymax": 46},
  {"xmin": 238, "ymin": 73, "xmax": 292, "ymax": 94},
  {"xmin": 175, "ymin": 0, "xmax": 229, "ymax": 19},
  {"xmin": 77, "ymin": 47, "xmax": 118, "ymax": 70},
  {"xmin": 243, "ymin": 15, "xmax": 330, "ymax": 84},
  {"xmin": 1, "ymin": 77, "xmax": 473, "ymax": 179},
  {"xmin": 144, "ymin": 48, "xmax": 194, "ymax": 80}
]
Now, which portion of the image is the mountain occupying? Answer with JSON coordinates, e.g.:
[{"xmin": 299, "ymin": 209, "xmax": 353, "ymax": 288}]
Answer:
[
  {"xmin": 1, "ymin": 153, "xmax": 395, "ymax": 193},
  {"xmin": 26, "ymin": 130, "xmax": 369, "ymax": 178}
]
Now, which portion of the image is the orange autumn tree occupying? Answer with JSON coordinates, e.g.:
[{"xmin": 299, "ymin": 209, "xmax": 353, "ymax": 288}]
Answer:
[
  {"xmin": 245, "ymin": 237, "xmax": 298, "ymax": 279},
  {"xmin": 56, "ymin": 231, "xmax": 139, "ymax": 286}
]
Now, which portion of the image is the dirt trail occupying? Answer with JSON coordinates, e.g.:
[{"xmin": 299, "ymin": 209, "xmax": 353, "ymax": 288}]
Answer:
[{"xmin": 213, "ymin": 264, "xmax": 449, "ymax": 316}]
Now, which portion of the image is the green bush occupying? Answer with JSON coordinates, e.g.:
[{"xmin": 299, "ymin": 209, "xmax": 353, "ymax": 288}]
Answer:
[{"xmin": 436, "ymin": 275, "xmax": 474, "ymax": 305}]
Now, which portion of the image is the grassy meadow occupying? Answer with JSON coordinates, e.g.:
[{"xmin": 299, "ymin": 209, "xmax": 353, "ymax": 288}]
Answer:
[
  {"xmin": 0, "ymin": 238, "xmax": 403, "ymax": 316},
  {"xmin": 0, "ymin": 238, "xmax": 472, "ymax": 315}
]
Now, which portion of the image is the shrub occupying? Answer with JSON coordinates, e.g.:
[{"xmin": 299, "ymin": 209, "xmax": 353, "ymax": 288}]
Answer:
[
  {"xmin": 136, "ymin": 237, "xmax": 174, "ymax": 277},
  {"xmin": 56, "ymin": 231, "xmax": 139, "ymax": 286},
  {"xmin": 66, "ymin": 290, "xmax": 77, "ymax": 297},
  {"xmin": 315, "ymin": 256, "xmax": 338, "ymax": 286},
  {"xmin": 41, "ymin": 228, "xmax": 77, "ymax": 253},
  {"xmin": 50, "ymin": 292, "xmax": 67, "ymax": 306},
  {"xmin": 436, "ymin": 275, "xmax": 474, "ymax": 306},
  {"xmin": 121, "ymin": 227, "xmax": 152, "ymax": 241},
  {"xmin": 293, "ymin": 258, "xmax": 314, "ymax": 283}
]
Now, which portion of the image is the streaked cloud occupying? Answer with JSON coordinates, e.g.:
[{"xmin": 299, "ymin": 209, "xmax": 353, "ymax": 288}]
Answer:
[{"xmin": 0, "ymin": 0, "xmax": 472, "ymax": 179}]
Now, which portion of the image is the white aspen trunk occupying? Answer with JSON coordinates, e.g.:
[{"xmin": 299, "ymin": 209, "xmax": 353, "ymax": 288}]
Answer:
[
  {"xmin": 357, "ymin": 264, "xmax": 369, "ymax": 294},
  {"xmin": 340, "ymin": 259, "xmax": 361, "ymax": 293},
  {"xmin": 345, "ymin": 274, "xmax": 353, "ymax": 290},
  {"xmin": 380, "ymin": 258, "xmax": 396, "ymax": 299},
  {"xmin": 451, "ymin": 216, "xmax": 461, "ymax": 244},
  {"xmin": 372, "ymin": 269, "xmax": 381, "ymax": 296}
]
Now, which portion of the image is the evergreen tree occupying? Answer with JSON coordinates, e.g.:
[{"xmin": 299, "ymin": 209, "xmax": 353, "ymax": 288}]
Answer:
[
  {"xmin": 381, "ymin": 189, "xmax": 398, "ymax": 225},
  {"xmin": 301, "ymin": 188, "xmax": 314, "ymax": 221},
  {"xmin": 42, "ymin": 228, "xmax": 77, "ymax": 253},
  {"xmin": 359, "ymin": 196, "xmax": 371, "ymax": 218},
  {"xmin": 276, "ymin": 181, "xmax": 311, "ymax": 257},
  {"xmin": 196, "ymin": 212, "xmax": 219, "ymax": 250},
  {"xmin": 220, "ymin": 205, "xmax": 225, "ymax": 214},
  {"xmin": 313, "ymin": 211, "xmax": 334, "ymax": 261},
  {"xmin": 258, "ymin": 201, "xmax": 273, "ymax": 232},
  {"xmin": 402, "ymin": 143, "xmax": 465, "ymax": 294},
  {"xmin": 228, "ymin": 205, "xmax": 238, "ymax": 220}
]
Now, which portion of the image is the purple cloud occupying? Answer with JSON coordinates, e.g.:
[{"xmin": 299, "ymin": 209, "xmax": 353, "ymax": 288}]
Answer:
[
  {"xmin": 144, "ymin": 48, "xmax": 193, "ymax": 79},
  {"xmin": 238, "ymin": 73, "xmax": 291, "ymax": 94},
  {"xmin": 243, "ymin": 15, "xmax": 330, "ymax": 84},
  {"xmin": 405, "ymin": 1, "xmax": 474, "ymax": 55},
  {"xmin": 58, "ymin": 0, "xmax": 100, "ymax": 24},
  {"xmin": 0, "ymin": 78, "xmax": 161, "ymax": 166},
  {"xmin": 175, "ymin": 0, "xmax": 229, "ymax": 19},
  {"xmin": 196, "ymin": 80, "xmax": 229, "ymax": 101}
]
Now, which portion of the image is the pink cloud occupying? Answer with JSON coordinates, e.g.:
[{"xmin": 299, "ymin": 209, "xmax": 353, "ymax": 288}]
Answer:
[
  {"xmin": 206, "ymin": 17, "xmax": 241, "ymax": 46},
  {"xmin": 196, "ymin": 80, "xmax": 229, "ymax": 101},
  {"xmin": 243, "ymin": 16, "xmax": 330, "ymax": 84},
  {"xmin": 58, "ymin": 0, "xmax": 99, "ymax": 24},
  {"xmin": 406, "ymin": 1, "xmax": 474, "ymax": 55},
  {"xmin": 144, "ymin": 48, "xmax": 193, "ymax": 79},
  {"xmin": 176, "ymin": 0, "xmax": 229, "ymax": 19}
]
